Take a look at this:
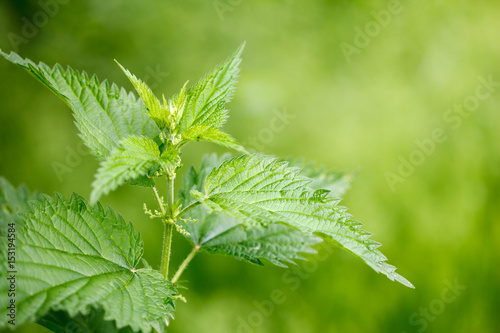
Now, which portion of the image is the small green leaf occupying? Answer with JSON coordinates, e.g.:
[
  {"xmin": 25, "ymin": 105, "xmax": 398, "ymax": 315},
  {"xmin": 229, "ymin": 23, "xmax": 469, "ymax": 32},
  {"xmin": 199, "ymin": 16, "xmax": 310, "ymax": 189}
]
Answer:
[
  {"xmin": 91, "ymin": 135, "xmax": 180, "ymax": 203},
  {"xmin": 182, "ymin": 126, "xmax": 247, "ymax": 153},
  {"xmin": 192, "ymin": 154, "xmax": 414, "ymax": 288},
  {"xmin": 1, "ymin": 51, "xmax": 159, "ymax": 160},
  {"xmin": 178, "ymin": 44, "xmax": 246, "ymax": 152}
]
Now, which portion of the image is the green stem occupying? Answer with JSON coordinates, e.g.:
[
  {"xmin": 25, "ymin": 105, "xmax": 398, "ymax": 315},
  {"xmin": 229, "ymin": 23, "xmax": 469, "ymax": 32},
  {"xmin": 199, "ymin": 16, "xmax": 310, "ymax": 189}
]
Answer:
[
  {"xmin": 154, "ymin": 174, "xmax": 176, "ymax": 280},
  {"xmin": 152, "ymin": 187, "xmax": 166, "ymax": 216},
  {"xmin": 167, "ymin": 175, "xmax": 175, "ymax": 217},
  {"xmin": 160, "ymin": 222, "xmax": 173, "ymax": 279},
  {"xmin": 177, "ymin": 201, "xmax": 201, "ymax": 218},
  {"xmin": 172, "ymin": 245, "xmax": 200, "ymax": 283}
]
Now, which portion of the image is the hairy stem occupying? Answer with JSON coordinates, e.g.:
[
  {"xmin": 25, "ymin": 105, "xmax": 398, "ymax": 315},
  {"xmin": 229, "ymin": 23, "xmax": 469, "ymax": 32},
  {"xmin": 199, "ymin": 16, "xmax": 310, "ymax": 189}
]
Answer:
[
  {"xmin": 172, "ymin": 245, "xmax": 200, "ymax": 283},
  {"xmin": 152, "ymin": 187, "xmax": 166, "ymax": 215},
  {"xmin": 154, "ymin": 175, "xmax": 176, "ymax": 280},
  {"xmin": 160, "ymin": 222, "xmax": 173, "ymax": 279},
  {"xmin": 167, "ymin": 175, "xmax": 175, "ymax": 217}
]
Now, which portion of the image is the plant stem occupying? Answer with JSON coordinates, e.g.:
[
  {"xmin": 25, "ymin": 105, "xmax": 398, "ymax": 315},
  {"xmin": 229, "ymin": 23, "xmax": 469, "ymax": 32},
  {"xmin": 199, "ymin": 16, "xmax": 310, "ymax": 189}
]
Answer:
[
  {"xmin": 172, "ymin": 245, "xmax": 200, "ymax": 283},
  {"xmin": 152, "ymin": 186, "xmax": 166, "ymax": 216},
  {"xmin": 167, "ymin": 175, "xmax": 175, "ymax": 217},
  {"xmin": 160, "ymin": 222, "xmax": 173, "ymax": 279},
  {"xmin": 154, "ymin": 174, "xmax": 176, "ymax": 280}
]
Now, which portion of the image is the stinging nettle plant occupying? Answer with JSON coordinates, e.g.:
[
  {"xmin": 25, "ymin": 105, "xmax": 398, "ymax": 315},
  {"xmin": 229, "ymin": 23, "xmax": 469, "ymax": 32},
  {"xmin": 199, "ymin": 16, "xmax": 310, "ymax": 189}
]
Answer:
[{"xmin": 0, "ymin": 43, "xmax": 413, "ymax": 333}]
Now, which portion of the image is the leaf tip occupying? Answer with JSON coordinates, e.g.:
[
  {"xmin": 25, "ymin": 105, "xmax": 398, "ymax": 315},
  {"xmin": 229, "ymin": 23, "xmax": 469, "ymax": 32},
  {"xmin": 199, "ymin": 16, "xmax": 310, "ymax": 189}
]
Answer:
[
  {"xmin": 237, "ymin": 41, "xmax": 246, "ymax": 54},
  {"xmin": 114, "ymin": 59, "xmax": 126, "ymax": 72},
  {"xmin": 395, "ymin": 274, "xmax": 415, "ymax": 289}
]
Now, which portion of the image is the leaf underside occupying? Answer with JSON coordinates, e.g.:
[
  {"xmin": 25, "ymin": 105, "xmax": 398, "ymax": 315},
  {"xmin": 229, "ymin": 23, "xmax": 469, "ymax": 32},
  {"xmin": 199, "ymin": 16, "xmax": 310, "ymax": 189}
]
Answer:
[
  {"xmin": 191, "ymin": 154, "xmax": 413, "ymax": 288},
  {"xmin": 179, "ymin": 154, "xmax": 322, "ymax": 267},
  {"xmin": 0, "ymin": 181, "xmax": 176, "ymax": 332},
  {"xmin": 39, "ymin": 307, "xmax": 135, "ymax": 333}
]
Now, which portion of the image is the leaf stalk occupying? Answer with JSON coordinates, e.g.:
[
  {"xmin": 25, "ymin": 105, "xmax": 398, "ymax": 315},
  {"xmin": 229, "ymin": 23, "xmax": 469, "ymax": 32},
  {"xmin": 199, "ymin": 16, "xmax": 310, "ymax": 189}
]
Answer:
[
  {"xmin": 177, "ymin": 201, "xmax": 201, "ymax": 218},
  {"xmin": 172, "ymin": 245, "xmax": 200, "ymax": 283}
]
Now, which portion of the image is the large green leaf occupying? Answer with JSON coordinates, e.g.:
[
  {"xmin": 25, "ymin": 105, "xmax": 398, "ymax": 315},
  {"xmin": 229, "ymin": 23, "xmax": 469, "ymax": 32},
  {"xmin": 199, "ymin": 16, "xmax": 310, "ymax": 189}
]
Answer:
[
  {"xmin": 91, "ymin": 135, "xmax": 180, "ymax": 204},
  {"xmin": 0, "ymin": 51, "xmax": 159, "ymax": 159},
  {"xmin": 0, "ymin": 187, "xmax": 176, "ymax": 332},
  {"xmin": 191, "ymin": 155, "xmax": 414, "ymax": 288},
  {"xmin": 178, "ymin": 154, "xmax": 321, "ymax": 267}
]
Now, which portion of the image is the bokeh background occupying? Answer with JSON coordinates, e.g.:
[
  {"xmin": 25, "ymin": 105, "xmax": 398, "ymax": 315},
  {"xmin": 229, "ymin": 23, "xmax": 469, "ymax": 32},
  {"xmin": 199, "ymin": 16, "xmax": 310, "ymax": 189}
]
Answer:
[{"xmin": 1, "ymin": 0, "xmax": 499, "ymax": 332}]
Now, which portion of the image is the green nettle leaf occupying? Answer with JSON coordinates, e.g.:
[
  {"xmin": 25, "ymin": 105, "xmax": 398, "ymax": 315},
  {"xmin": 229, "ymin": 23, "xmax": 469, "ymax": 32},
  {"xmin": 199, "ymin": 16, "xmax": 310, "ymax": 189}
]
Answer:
[
  {"xmin": 91, "ymin": 135, "xmax": 180, "ymax": 204},
  {"xmin": 178, "ymin": 44, "xmax": 245, "ymax": 150},
  {"xmin": 178, "ymin": 154, "xmax": 321, "ymax": 267},
  {"xmin": 287, "ymin": 158, "xmax": 355, "ymax": 198},
  {"xmin": 182, "ymin": 126, "xmax": 247, "ymax": 153},
  {"xmin": 0, "ymin": 187, "xmax": 177, "ymax": 332},
  {"xmin": 191, "ymin": 155, "xmax": 414, "ymax": 288},
  {"xmin": 0, "ymin": 51, "xmax": 159, "ymax": 159}
]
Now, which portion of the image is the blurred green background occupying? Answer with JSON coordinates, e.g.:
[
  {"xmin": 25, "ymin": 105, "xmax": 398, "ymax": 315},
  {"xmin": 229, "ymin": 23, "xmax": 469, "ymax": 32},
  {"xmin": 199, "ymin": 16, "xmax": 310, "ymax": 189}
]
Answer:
[{"xmin": 1, "ymin": 0, "xmax": 499, "ymax": 332}]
